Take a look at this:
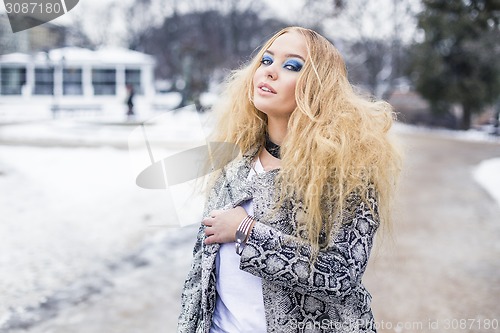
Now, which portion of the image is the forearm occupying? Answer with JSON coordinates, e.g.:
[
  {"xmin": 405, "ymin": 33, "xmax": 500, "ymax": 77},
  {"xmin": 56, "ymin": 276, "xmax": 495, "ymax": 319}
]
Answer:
[{"xmin": 239, "ymin": 201, "xmax": 378, "ymax": 301}]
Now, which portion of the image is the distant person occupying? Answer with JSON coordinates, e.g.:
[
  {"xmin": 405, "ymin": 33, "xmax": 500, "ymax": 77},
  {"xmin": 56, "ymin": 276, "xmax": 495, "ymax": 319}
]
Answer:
[
  {"xmin": 126, "ymin": 84, "xmax": 135, "ymax": 119},
  {"xmin": 494, "ymin": 108, "xmax": 500, "ymax": 136},
  {"xmin": 178, "ymin": 27, "xmax": 402, "ymax": 333}
]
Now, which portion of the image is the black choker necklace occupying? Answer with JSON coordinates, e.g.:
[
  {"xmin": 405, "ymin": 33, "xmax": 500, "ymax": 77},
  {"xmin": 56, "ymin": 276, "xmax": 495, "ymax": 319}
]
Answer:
[{"xmin": 265, "ymin": 133, "xmax": 281, "ymax": 159}]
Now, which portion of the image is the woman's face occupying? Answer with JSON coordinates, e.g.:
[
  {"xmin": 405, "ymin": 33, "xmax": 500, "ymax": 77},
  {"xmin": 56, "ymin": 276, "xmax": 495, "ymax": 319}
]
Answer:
[{"xmin": 252, "ymin": 31, "xmax": 307, "ymax": 119}]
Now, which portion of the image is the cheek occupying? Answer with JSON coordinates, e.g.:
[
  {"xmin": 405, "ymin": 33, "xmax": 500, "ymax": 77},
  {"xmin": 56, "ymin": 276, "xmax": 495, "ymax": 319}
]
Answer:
[
  {"xmin": 253, "ymin": 67, "xmax": 264, "ymax": 86},
  {"xmin": 284, "ymin": 78, "xmax": 298, "ymax": 102}
]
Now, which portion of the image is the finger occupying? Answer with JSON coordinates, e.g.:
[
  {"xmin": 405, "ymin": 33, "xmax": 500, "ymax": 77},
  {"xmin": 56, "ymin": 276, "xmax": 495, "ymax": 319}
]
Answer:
[
  {"xmin": 204, "ymin": 234, "xmax": 216, "ymax": 245},
  {"xmin": 204, "ymin": 226, "xmax": 213, "ymax": 236},
  {"xmin": 203, "ymin": 215, "xmax": 216, "ymax": 226}
]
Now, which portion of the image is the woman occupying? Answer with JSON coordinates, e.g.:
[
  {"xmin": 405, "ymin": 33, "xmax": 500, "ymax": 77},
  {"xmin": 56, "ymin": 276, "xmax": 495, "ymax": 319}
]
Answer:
[{"xmin": 178, "ymin": 27, "xmax": 401, "ymax": 333}]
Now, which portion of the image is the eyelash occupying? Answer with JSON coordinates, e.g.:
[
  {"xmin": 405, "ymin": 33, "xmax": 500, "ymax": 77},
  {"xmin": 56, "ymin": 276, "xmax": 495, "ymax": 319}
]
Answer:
[
  {"xmin": 260, "ymin": 56, "xmax": 303, "ymax": 72},
  {"xmin": 261, "ymin": 56, "xmax": 273, "ymax": 66},
  {"xmin": 284, "ymin": 61, "xmax": 303, "ymax": 72}
]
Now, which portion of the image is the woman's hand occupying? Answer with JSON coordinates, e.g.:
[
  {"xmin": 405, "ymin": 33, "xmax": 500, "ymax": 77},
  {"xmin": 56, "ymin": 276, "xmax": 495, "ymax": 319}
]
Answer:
[{"xmin": 203, "ymin": 206, "xmax": 248, "ymax": 245}]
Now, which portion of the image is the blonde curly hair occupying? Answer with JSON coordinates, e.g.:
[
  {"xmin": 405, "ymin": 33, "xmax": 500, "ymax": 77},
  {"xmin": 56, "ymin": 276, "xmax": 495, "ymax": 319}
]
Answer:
[{"xmin": 206, "ymin": 26, "xmax": 402, "ymax": 248}]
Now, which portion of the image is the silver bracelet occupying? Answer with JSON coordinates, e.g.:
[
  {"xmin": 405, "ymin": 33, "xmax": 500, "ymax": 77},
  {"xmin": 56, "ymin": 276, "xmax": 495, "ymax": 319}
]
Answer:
[{"xmin": 235, "ymin": 215, "xmax": 254, "ymax": 255}]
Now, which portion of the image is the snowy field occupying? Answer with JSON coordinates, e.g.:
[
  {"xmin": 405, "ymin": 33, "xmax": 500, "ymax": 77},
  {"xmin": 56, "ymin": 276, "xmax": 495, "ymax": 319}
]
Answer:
[
  {"xmin": 0, "ymin": 110, "xmax": 499, "ymax": 331},
  {"xmin": 0, "ymin": 109, "xmax": 213, "ymax": 331},
  {"xmin": 473, "ymin": 158, "xmax": 500, "ymax": 207}
]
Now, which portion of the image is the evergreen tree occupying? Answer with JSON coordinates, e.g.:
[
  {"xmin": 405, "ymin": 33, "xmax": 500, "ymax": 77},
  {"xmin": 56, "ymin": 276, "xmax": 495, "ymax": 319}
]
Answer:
[{"xmin": 410, "ymin": 0, "xmax": 500, "ymax": 129}]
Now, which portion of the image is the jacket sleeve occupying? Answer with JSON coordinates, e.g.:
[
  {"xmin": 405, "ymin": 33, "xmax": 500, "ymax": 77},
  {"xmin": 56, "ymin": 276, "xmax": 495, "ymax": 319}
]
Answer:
[{"xmin": 239, "ymin": 190, "xmax": 379, "ymax": 302}]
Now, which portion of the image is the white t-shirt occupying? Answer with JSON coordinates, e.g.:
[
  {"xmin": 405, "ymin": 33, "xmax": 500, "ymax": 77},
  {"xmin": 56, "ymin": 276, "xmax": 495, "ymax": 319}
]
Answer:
[{"xmin": 210, "ymin": 157, "xmax": 267, "ymax": 333}]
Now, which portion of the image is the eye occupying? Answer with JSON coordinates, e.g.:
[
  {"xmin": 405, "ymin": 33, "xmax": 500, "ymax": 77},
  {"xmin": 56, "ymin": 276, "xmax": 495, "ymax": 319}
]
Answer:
[
  {"xmin": 283, "ymin": 59, "xmax": 303, "ymax": 72},
  {"xmin": 261, "ymin": 55, "xmax": 273, "ymax": 66}
]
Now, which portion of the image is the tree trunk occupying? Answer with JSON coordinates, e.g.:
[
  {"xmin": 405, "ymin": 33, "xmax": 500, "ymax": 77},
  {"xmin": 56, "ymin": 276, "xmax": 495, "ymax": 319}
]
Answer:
[
  {"xmin": 460, "ymin": 105, "xmax": 472, "ymax": 130},
  {"xmin": 178, "ymin": 54, "xmax": 193, "ymax": 109},
  {"xmin": 493, "ymin": 107, "xmax": 500, "ymax": 136}
]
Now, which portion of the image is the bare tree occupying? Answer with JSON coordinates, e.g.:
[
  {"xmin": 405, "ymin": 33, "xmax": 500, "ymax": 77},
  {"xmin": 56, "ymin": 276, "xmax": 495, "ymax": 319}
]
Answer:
[
  {"xmin": 62, "ymin": 0, "xmax": 125, "ymax": 47},
  {"xmin": 125, "ymin": 0, "xmax": 177, "ymax": 51},
  {"xmin": 64, "ymin": 9, "xmax": 95, "ymax": 49},
  {"xmin": 299, "ymin": 0, "xmax": 419, "ymax": 97},
  {"xmin": 299, "ymin": 0, "xmax": 346, "ymax": 28},
  {"xmin": 143, "ymin": 6, "xmax": 288, "ymax": 110}
]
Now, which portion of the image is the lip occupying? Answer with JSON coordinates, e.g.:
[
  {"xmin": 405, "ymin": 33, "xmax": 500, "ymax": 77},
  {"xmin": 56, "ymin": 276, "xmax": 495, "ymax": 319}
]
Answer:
[{"xmin": 257, "ymin": 82, "xmax": 277, "ymax": 94}]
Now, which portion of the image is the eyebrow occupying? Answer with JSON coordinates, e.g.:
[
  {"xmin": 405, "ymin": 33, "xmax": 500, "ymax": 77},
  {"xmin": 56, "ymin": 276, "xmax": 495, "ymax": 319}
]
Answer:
[{"xmin": 265, "ymin": 50, "xmax": 305, "ymax": 62}]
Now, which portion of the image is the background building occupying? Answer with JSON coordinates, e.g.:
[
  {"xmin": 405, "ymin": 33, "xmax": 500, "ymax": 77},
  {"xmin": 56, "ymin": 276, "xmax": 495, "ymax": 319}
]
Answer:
[{"xmin": 0, "ymin": 47, "xmax": 157, "ymax": 117}]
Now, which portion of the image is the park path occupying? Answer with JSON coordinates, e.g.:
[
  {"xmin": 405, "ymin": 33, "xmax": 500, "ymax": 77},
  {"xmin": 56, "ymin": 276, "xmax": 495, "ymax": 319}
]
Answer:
[
  {"xmin": 365, "ymin": 131, "xmax": 500, "ymax": 332},
  {"xmin": 8, "ymin": 130, "xmax": 500, "ymax": 333}
]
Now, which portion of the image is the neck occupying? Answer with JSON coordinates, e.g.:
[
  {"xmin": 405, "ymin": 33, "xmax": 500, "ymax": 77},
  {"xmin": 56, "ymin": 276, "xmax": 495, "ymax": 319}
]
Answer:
[
  {"xmin": 266, "ymin": 117, "xmax": 288, "ymax": 145},
  {"xmin": 264, "ymin": 117, "xmax": 288, "ymax": 159}
]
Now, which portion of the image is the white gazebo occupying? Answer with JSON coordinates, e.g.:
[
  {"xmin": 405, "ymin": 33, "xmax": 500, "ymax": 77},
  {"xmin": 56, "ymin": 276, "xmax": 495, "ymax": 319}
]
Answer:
[{"xmin": 0, "ymin": 47, "xmax": 156, "ymax": 114}]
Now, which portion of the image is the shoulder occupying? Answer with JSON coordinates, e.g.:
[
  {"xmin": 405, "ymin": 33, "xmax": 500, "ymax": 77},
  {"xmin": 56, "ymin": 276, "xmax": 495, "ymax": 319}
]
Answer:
[{"xmin": 224, "ymin": 145, "xmax": 260, "ymax": 176}]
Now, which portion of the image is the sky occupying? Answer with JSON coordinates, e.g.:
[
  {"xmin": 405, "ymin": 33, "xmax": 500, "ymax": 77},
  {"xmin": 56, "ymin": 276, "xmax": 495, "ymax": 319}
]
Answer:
[
  {"xmin": 1, "ymin": 0, "xmax": 304, "ymax": 47},
  {"xmin": 0, "ymin": 0, "xmax": 422, "ymax": 52},
  {"xmin": 0, "ymin": 0, "xmax": 419, "ymax": 47}
]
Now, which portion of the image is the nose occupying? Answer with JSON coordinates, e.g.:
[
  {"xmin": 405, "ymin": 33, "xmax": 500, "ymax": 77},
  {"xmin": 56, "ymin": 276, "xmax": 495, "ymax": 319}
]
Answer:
[{"xmin": 264, "ymin": 65, "xmax": 278, "ymax": 80}]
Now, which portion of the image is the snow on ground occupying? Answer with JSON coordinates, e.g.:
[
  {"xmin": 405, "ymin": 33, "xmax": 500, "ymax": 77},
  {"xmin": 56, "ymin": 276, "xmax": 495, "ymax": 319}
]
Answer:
[
  {"xmin": 0, "ymin": 145, "xmax": 178, "ymax": 328},
  {"xmin": 473, "ymin": 158, "xmax": 500, "ymax": 208},
  {"xmin": 393, "ymin": 122, "xmax": 500, "ymax": 144},
  {"xmin": 0, "ymin": 106, "xmax": 214, "ymax": 148},
  {"xmin": 0, "ymin": 109, "xmax": 217, "ymax": 330}
]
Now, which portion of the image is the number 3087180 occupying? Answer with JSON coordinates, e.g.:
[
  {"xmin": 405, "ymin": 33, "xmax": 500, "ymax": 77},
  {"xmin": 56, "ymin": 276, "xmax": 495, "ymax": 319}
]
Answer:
[{"xmin": 5, "ymin": 2, "xmax": 62, "ymax": 14}]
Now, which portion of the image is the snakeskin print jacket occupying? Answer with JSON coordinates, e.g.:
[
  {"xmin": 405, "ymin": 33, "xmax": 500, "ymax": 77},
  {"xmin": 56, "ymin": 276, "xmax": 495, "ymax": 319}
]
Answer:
[{"xmin": 178, "ymin": 146, "xmax": 379, "ymax": 333}]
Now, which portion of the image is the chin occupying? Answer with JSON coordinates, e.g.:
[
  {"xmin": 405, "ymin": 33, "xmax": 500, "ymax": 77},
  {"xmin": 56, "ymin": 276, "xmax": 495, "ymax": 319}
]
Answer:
[
  {"xmin": 253, "ymin": 98, "xmax": 293, "ymax": 118},
  {"xmin": 253, "ymin": 101, "xmax": 269, "ymax": 114},
  {"xmin": 254, "ymin": 106, "xmax": 274, "ymax": 116}
]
